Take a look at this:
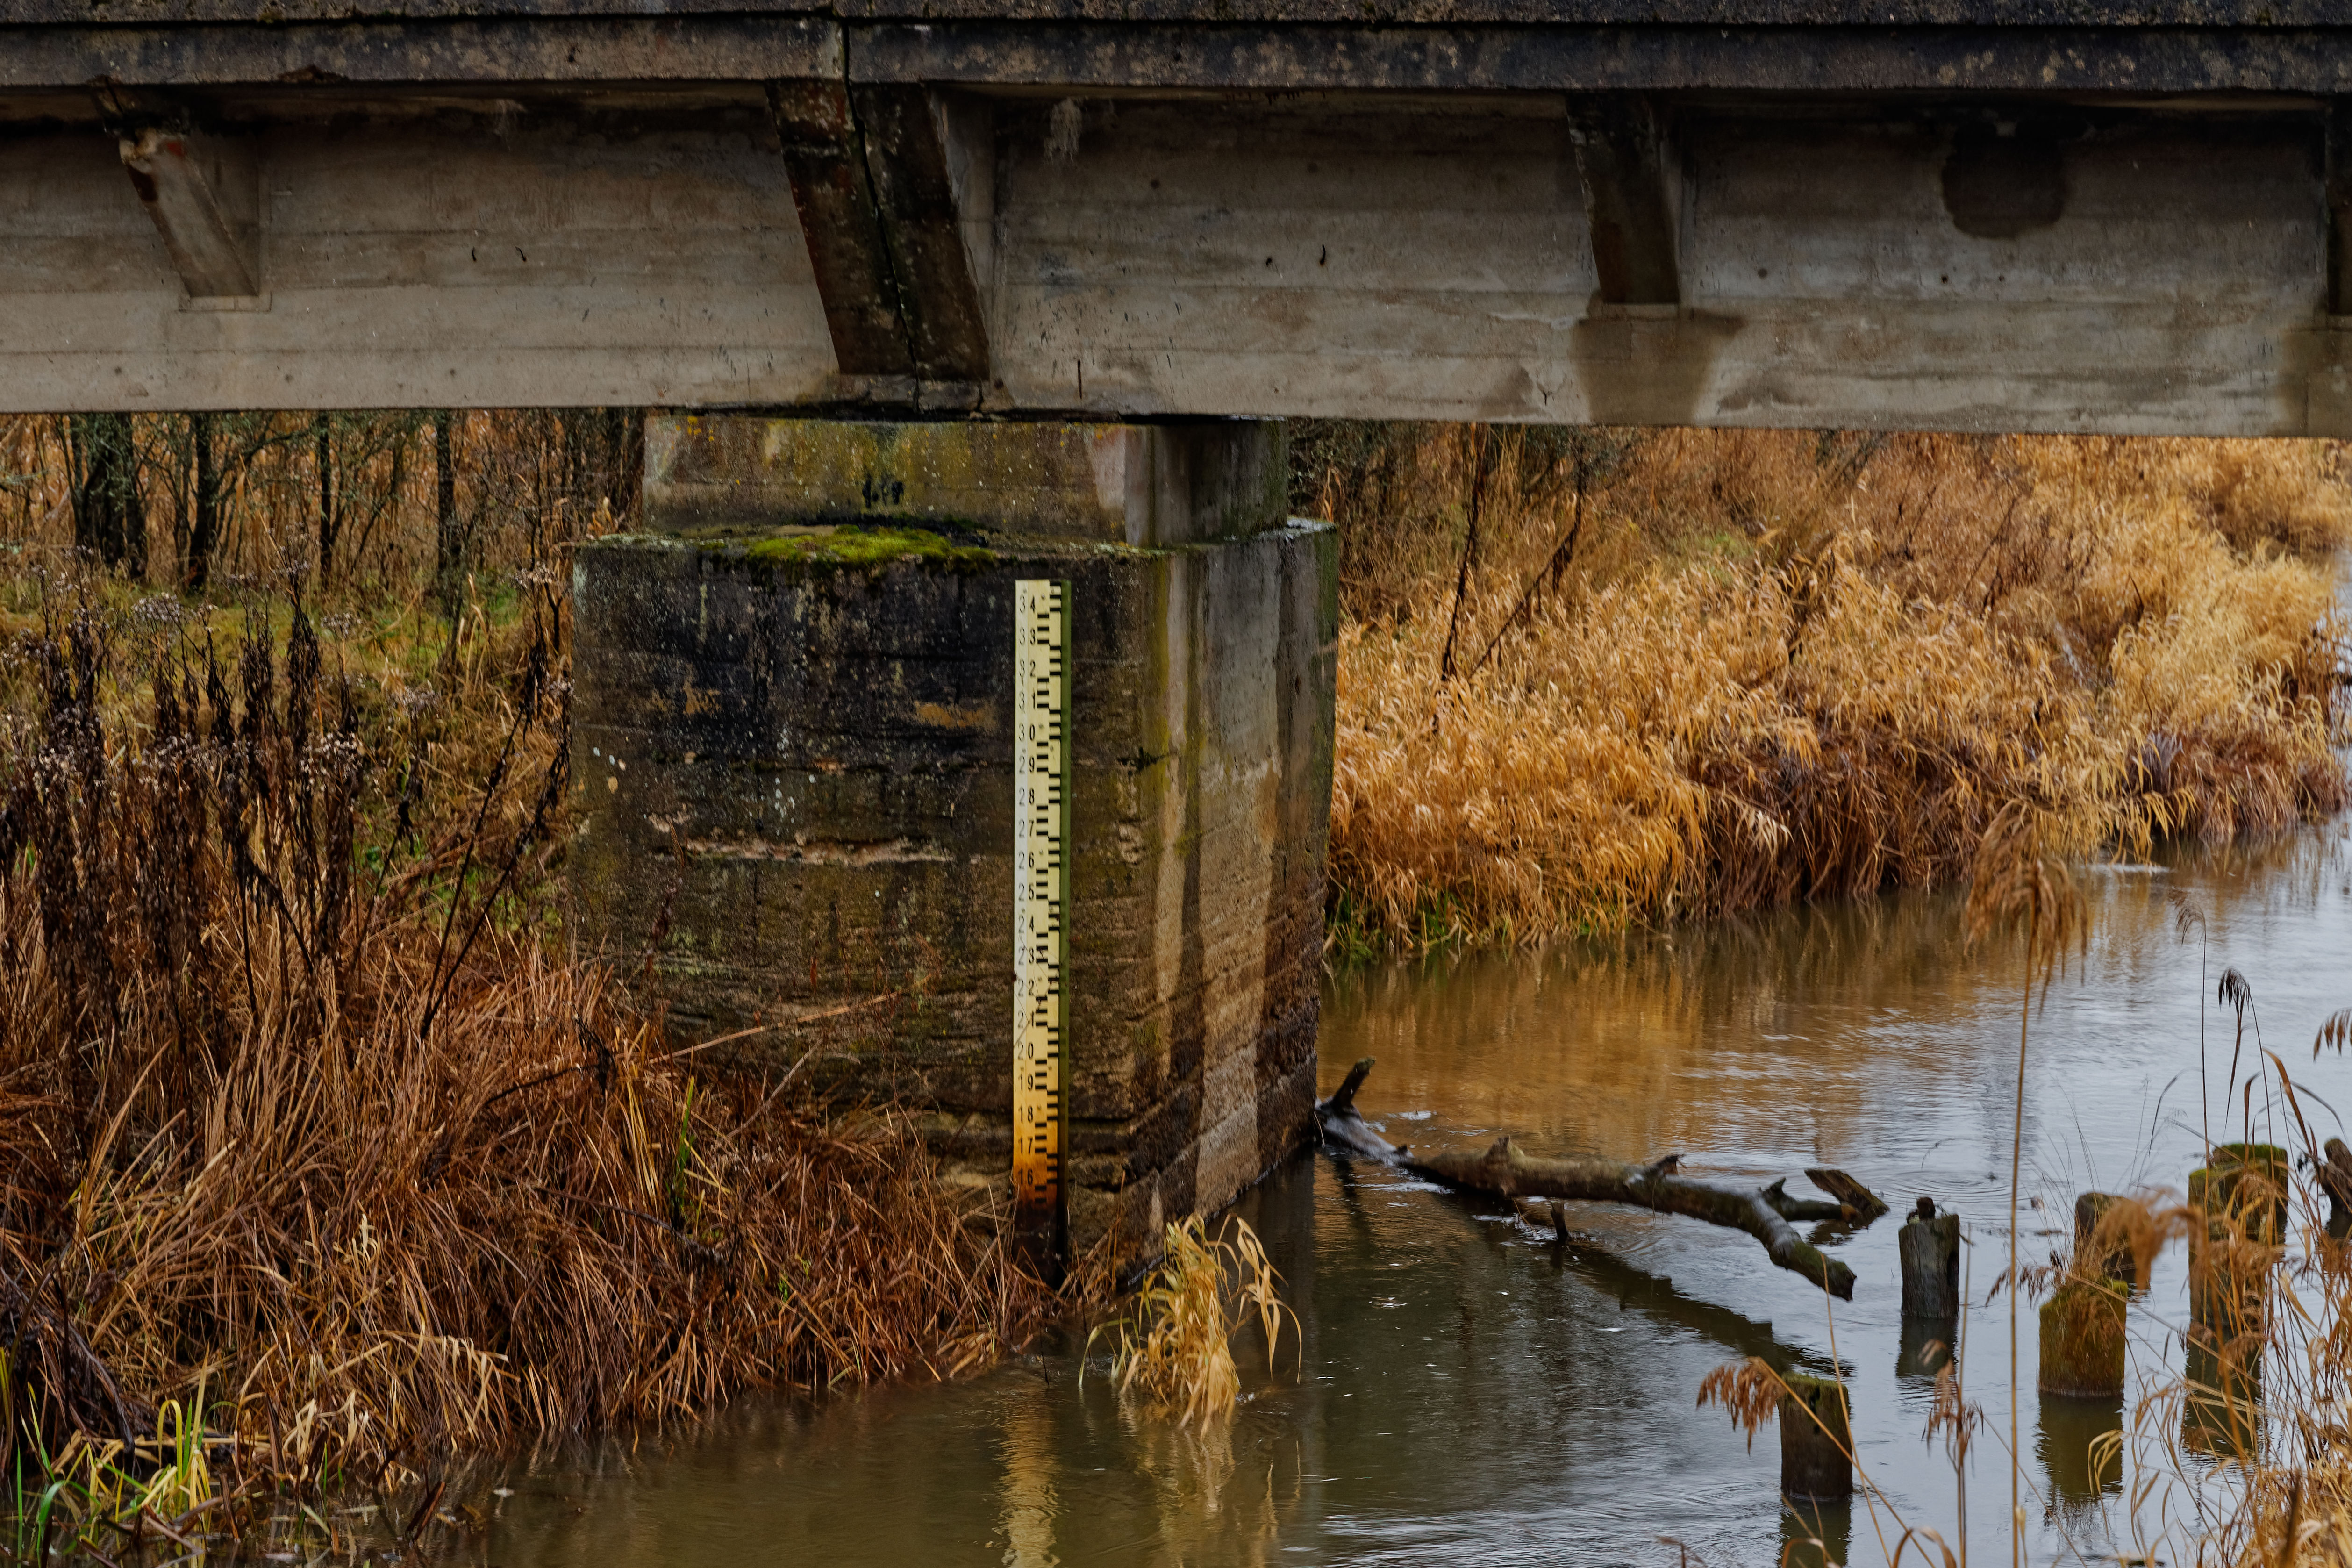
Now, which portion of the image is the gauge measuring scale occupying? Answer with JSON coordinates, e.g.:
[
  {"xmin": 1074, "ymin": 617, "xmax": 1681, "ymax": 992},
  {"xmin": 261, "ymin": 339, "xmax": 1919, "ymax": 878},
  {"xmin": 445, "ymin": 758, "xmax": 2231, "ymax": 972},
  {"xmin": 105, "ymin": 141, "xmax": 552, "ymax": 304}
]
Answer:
[{"xmin": 1011, "ymin": 578, "xmax": 1071, "ymax": 1271}]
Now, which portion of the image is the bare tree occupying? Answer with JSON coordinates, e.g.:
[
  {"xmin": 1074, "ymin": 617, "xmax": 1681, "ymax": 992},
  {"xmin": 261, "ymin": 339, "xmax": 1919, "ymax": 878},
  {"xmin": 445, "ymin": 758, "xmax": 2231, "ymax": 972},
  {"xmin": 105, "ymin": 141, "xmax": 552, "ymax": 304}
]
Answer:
[
  {"xmin": 64, "ymin": 414, "xmax": 146, "ymax": 575},
  {"xmin": 433, "ymin": 409, "xmax": 459, "ymax": 609}
]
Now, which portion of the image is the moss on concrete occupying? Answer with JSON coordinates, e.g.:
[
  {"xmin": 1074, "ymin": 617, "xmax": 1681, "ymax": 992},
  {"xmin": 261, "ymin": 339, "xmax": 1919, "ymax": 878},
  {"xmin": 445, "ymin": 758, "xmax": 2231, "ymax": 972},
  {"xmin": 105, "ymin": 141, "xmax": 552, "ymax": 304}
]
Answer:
[{"xmin": 724, "ymin": 525, "xmax": 998, "ymax": 572}]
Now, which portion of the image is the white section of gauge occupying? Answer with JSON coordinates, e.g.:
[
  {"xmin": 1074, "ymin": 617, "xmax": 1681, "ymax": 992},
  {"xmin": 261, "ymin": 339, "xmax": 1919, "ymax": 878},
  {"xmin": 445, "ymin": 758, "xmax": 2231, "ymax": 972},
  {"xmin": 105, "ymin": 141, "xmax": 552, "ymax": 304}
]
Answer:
[{"xmin": 1011, "ymin": 579, "xmax": 1068, "ymax": 1218}]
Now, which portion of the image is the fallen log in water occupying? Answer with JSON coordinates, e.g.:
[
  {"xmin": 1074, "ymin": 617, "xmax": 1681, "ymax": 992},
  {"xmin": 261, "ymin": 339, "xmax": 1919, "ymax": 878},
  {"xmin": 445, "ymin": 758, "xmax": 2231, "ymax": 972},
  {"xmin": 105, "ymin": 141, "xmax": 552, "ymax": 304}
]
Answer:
[
  {"xmin": 1417, "ymin": 1138, "xmax": 1861, "ymax": 1299},
  {"xmin": 1314, "ymin": 1056, "xmax": 1400, "ymax": 1160},
  {"xmin": 1314, "ymin": 1058, "xmax": 1875, "ymax": 1300}
]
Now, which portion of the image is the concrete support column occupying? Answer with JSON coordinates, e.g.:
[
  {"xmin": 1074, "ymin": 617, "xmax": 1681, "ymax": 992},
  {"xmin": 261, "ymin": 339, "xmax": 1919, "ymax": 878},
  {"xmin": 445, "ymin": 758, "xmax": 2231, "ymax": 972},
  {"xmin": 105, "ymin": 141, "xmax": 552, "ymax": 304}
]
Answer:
[{"xmin": 570, "ymin": 414, "xmax": 1336, "ymax": 1257}]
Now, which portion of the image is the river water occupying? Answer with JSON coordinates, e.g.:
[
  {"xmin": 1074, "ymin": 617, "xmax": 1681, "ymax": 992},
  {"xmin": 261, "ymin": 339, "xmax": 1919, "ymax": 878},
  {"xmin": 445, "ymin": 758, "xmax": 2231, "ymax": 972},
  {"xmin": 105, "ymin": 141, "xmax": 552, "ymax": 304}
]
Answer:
[{"xmin": 479, "ymin": 819, "xmax": 2352, "ymax": 1568}]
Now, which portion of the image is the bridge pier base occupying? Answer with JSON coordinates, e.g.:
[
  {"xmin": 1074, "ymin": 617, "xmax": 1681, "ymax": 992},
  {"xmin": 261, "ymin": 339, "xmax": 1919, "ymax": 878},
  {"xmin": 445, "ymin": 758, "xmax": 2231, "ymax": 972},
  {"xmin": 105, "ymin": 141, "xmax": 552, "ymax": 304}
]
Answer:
[{"xmin": 570, "ymin": 414, "xmax": 1336, "ymax": 1257}]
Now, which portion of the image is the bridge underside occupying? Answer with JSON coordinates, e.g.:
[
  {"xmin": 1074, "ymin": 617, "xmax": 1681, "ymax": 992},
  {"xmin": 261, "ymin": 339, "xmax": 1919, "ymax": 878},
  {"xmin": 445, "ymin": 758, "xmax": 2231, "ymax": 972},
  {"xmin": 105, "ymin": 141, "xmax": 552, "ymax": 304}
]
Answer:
[{"xmin": 5, "ymin": 11, "xmax": 2352, "ymax": 433}]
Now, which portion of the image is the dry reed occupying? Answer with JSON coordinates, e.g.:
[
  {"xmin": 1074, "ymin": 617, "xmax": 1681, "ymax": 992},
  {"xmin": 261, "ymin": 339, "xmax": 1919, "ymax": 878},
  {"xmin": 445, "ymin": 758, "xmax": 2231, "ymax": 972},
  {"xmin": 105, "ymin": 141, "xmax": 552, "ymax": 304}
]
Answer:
[
  {"xmin": 1963, "ymin": 798, "xmax": 2087, "ymax": 1567},
  {"xmin": 1089, "ymin": 1215, "xmax": 1294, "ymax": 1431},
  {"xmin": 1313, "ymin": 428, "xmax": 2351, "ymax": 949},
  {"xmin": 0, "ymin": 558, "xmax": 1058, "ymax": 1539},
  {"xmin": 0, "ymin": 408, "xmax": 1091, "ymax": 1548}
]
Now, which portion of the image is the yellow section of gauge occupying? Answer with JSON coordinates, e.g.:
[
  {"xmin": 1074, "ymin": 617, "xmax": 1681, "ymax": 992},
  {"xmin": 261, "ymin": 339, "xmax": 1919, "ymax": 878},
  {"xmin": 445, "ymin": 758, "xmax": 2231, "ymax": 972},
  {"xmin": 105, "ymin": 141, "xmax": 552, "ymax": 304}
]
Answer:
[{"xmin": 1010, "ymin": 579, "xmax": 1070, "ymax": 1229}]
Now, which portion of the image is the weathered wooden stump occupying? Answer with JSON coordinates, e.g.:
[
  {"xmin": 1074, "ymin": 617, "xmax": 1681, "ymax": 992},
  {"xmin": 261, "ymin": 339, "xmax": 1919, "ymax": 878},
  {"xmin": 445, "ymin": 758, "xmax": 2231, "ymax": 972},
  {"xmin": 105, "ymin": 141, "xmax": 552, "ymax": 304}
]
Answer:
[
  {"xmin": 2038, "ymin": 1278, "xmax": 2127, "ymax": 1398},
  {"xmin": 2073, "ymin": 1191, "xmax": 2137, "ymax": 1285},
  {"xmin": 1898, "ymin": 1197, "xmax": 1960, "ymax": 1319},
  {"xmin": 2180, "ymin": 1149, "xmax": 2280, "ymax": 1459},
  {"xmin": 2189, "ymin": 1144, "xmax": 2290, "ymax": 1244},
  {"xmin": 2189, "ymin": 1144, "xmax": 2286, "ymax": 1339},
  {"xmin": 2191, "ymin": 1246, "xmax": 2275, "ymax": 1343},
  {"xmin": 2318, "ymin": 1137, "xmax": 2352, "ymax": 1240},
  {"xmin": 1779, "ymin": 1373, "xmax": 1854, "ymax": 1504}
]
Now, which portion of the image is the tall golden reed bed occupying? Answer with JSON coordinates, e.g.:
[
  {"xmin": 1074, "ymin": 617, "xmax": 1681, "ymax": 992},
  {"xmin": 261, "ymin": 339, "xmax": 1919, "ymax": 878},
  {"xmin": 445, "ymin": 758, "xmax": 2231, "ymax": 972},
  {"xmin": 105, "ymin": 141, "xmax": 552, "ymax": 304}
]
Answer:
[{"xmin": 1310, "ymin": 428, "xmax": 2351, "ymax": 948}]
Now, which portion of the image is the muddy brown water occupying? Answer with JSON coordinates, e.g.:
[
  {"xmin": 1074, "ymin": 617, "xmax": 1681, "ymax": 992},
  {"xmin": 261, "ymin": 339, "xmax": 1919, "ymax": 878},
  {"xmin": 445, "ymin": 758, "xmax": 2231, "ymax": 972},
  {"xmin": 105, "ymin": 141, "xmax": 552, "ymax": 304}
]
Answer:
[{"xmin": 477, "ymin": 822, "xmax": 2352, "ymax": 1568}]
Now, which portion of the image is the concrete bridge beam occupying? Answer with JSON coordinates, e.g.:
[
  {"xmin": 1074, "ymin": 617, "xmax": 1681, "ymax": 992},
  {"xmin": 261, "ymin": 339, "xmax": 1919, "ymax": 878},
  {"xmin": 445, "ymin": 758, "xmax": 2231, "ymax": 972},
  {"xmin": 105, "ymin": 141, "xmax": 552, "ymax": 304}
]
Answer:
[
  {"xmin": 116, "ymin": 127, "xmax": 261, "ymax": 306},
  {"xmin": 571, "ymin": 414, "xmax": 1335, "ymax": 1255},
  {"xmin": 6, "ymin": 46, "xmax": 2352, "ymax": 431},
  {"xmin": 2329, "ymin": 102, "xmax": 2352, "ymax": 319},
  {"xmin": 1566, "ymin": 94, "xmax": 1681, "ymax": 309},
  {"xmin": 3, "ymin": 81, "xmax": 2347, "ymax": 433},
  {"xmin": 770, "ymin": 81, "xmax": 994, "ymax": 397}
]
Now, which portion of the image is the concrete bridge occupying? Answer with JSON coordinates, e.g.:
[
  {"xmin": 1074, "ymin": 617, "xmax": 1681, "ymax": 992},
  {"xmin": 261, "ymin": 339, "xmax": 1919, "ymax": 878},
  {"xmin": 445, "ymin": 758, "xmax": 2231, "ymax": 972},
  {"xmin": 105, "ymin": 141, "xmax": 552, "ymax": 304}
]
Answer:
[
  {"xmin": 7, "ymin": 0, "xmax": 2349, "ymax": 1256},
  {"xmin": 7, "ymin": 0, "xmax": 2351, "ymax": 429}
]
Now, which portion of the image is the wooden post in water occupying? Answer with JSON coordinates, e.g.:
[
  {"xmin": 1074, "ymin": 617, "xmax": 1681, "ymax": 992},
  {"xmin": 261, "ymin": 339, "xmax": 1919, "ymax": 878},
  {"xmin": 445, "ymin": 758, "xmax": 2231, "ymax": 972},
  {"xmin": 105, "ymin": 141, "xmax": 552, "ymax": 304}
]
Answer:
[
  {"xmin": 1898, "ymin": 1197, "xmax": 1961, "ymax": 1319},
  {"xmin": 2181, "ymin": 1145, "xmax": 2284, "ymax": 1457},
  {"xmin": 2317, "ymin": 1137, "xmax": 2352, "ymax": 1240},
  {"xmin": 2073, "ymin": 1192, "xmax": 2136, "ymax": 1286},
  {"xmin": 2188, "ymin": 1144, "xmax": 2286, "ymax": 1337},
  {"xmin": 2038, "ymin": 1279, "xmax": 2127, "ymax": 1398},
  {"xmin": 2189, "ymin": 1145, "xmax": 2289, "ymax": 1243},
  {"xmin": 2040, "ymin": 1190, "xmax": 2134, "ymax": 1401},
  {"xmin": 1780, "ymin": 1374, "xmax": 1854, "ymax": 1504}
]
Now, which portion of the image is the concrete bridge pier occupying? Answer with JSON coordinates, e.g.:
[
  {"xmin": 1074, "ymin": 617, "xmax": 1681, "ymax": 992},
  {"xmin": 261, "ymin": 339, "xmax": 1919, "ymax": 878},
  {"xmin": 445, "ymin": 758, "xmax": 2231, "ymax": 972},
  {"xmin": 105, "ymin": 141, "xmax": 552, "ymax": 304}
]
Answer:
[{"xmin": 570, "ymin": 414, "xmax": 1336, "ymax": 1257}]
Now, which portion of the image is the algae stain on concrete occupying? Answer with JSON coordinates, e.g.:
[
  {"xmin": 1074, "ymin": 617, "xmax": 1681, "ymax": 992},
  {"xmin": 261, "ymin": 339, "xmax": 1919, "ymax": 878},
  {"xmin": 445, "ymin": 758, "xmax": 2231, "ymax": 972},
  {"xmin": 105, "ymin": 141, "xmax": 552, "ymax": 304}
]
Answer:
[{"xmin": 741, "ymin": 525, "xmax": 996, "ymax": 571}]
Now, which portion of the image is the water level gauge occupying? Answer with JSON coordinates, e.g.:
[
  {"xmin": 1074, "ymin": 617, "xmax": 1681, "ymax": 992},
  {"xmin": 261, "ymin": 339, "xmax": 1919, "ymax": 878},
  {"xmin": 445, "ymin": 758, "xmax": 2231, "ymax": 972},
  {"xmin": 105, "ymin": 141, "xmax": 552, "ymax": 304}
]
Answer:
[{"xmin": 1011, "ymin": 578, "xmax": 1071, "ymax": 1273}]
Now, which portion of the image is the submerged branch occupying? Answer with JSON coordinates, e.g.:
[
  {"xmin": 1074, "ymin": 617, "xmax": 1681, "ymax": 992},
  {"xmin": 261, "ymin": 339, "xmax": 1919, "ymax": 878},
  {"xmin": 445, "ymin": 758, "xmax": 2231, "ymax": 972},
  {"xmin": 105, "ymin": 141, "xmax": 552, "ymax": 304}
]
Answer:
[
  {"xmin": 1415, "ymin": 1138, "xmax": 1859, "ymax": 1299},
  {"xmin": 1516, "ymin": 1198, "xmax": 1846, "ymax": 1379},
  {"xmin": 1314, "ymin": 1057, "xmax": 1875, "ymax": 1299}
]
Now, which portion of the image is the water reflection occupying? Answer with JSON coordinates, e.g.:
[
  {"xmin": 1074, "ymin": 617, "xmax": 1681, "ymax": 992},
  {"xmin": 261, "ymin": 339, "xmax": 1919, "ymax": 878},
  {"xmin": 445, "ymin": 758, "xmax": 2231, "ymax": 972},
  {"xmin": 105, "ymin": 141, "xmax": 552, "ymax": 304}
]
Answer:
[
  {"xmin": 1547, "ymin": 1228, "xmax": 1844, "ymax": 1379},
  {"xmin": 2037, "ymin": 1391, "xmax": 2124, "ymax": 1514},
  {"xmin": 998, "ymin": 1396, "xmax": 1056, "ymax": 1567},
  {"xmin": 2181, "ymin": 1338, "xmax": 2267, "ymax": 1461},
  {"xmin": 475, "ymin": 820, "xmax": 2352, "ymax": 1567},
  {"xmin": 1895, "ymin": 1318, "xmax": 1957, "ymax": 1385},
  {"xmin": 1778, "ymin": 1499, "xmax": 1852, "ymax": 1568}
]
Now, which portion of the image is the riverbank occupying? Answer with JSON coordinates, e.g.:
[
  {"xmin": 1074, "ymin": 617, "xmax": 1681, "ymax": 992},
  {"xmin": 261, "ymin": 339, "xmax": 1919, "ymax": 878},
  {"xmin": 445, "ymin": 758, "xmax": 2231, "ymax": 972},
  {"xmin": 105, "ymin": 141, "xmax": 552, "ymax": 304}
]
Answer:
[
  {"xmin": 1311, "ymin": 428, "xmax": 2352, "ymax": 950},
  {"xmin": 0, "ymin": 410, "xmax": 1092, "ymax": 1546},
  {"xmin": 332, "ymin": 816, "xmax": 2352, "ymax": 1568},
  {"xmin": 0, "ymin": 563, "xmax": 1064, "ymax": 1547}
]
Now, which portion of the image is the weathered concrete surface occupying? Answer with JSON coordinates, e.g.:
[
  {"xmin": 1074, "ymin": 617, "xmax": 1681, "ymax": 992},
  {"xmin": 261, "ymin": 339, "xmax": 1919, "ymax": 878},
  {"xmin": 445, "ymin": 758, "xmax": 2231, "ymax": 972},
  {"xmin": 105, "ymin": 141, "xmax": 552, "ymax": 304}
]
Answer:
[
  {"xmin": 0, "ymin": 104, "xmax": 834, "ymax": 411},
  {"xmin": 13, "ymin": 17, "xmax": 2352, "ymax": 96},
  {"xmin": 572, "ymin": 415, "xmax": 1335, "ymax": 1253},
  {"xmin": 645, "ymin": 416, "xmax": 1288, "ymax": 545},
  {"xmin": 5, "ymin": 1, "xmax": 2351, "ymax": 430},
  {"xmin": 980, "ymin": 100, "xmax": 2347, "ymax": 433},
  {"xmin": 0, "ymin": 4, "xmax": 2342, "ymax": 35},
  {"xmin": 4, "ymin": 85, "xmax": 2348, "ymax": 434}
]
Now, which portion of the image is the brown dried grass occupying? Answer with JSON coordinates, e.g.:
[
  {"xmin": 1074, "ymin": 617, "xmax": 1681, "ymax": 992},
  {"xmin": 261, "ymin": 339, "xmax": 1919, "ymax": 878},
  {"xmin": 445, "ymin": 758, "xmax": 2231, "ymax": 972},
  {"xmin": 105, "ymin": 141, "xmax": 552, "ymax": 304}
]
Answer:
[
  {"xmin": 1088, "ymin": 1214, "xmax": 1294, "ymax": 1431},
  {"xmin": 1315, "ymin": 428, "xmax": 2351, "ymax": 948},
  {"xmin": 0, "ymin": 572, "xmax": 1055, "ymax": 1511}
]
